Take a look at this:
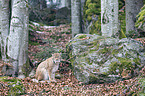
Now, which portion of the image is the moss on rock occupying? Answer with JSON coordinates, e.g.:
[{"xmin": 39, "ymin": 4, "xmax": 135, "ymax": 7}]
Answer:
[
  {"xmin": 0, "ymin": 76, "xmax": 25, "ymax": 95},
  {"xmin": 76, "ymin": 34, "xmax": 87, "ymax": 39},
  {"xmin": 66, "ymin": 34, "xmax": 145, "ymax": 84}
]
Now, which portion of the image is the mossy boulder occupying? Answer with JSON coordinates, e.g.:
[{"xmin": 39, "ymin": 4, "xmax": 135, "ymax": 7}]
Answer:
[{"xmin": 66, "ymin": 34, "xmax": 145, "ymax": 84}]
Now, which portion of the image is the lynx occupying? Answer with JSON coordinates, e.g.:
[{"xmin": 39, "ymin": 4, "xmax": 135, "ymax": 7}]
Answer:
[{"xmin": 35, "ymin": 53, "xmax": 61, "ymax": 82}]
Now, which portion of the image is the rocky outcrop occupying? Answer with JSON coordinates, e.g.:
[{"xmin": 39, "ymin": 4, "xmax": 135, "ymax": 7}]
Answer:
[{"xmin": 66, "ymin": 34, "xmax": 145, "ymax": 84}]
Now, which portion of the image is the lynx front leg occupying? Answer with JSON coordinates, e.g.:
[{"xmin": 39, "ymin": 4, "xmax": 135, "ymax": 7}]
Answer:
[
  {"xmin": 50, "ymin": 64, "xmax": 59, "ymax": 82},
  {"xmin": 51, "ymin": 72, "xmax": 56, "ymax": 82},
  {"xmin": 48, "ymin": 69, "xmax": 52, "ymax": 81},
  {"xmin": 50, "ymin": 72, "xmax": 56, "ymax": 82}
]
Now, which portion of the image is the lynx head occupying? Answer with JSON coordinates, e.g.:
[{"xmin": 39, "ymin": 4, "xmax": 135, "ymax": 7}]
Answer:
[{"xmin": 52, "ymin": 53, "xmax": 61, "ymax": 63}]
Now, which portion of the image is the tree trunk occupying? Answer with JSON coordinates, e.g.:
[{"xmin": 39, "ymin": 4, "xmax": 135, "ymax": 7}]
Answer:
[
  {"xmin": 101, "ymin": 0, "xmax": 119, "ymax": 37},
  {"xmin": 7, "ymin": 0, "xmax": 29, "ymax": 78},
  {"xmin": 59, "ymin": 0, "xmax": 71, "ymax": 9},
  {"xmin": 60, "ymin": 0, "xmax": 66, "ymax": 8},
  {"xmin": 71, "ymin": 0, "xmax": 82, "ymax": 38},
  {"xmin": 66, "ymin": 0, "xmax": 71, "ymax": 9},
  {"xmin": 0, "ymin": 0, "xmax": 29, "ymax": 78},
  {"xmin": 125, "ymin": 0, "xmax": 143, "ymax": 36},
  {"xmin": 1, "ymin": 0, "xmax": 10, "ymax": 62}
]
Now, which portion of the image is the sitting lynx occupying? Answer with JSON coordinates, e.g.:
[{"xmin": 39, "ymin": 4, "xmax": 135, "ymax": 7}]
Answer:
[{"xmin": 35, "ymin": 53, "xmax": 61, "ymax": 82}]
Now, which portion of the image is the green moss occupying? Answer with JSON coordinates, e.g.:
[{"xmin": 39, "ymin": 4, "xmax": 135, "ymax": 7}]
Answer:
[
  {"xmin": 79, "ymin": 52, "xmax": 88, "ymax": 57},
  {"xmin": 139, "ymin": 77, "xmax": 145, "ymax": 88},
  {"xmin": 98, "ymin": 47, "xmax": 111, "ymax": 54},
  {"xmin": 135, "ymin": 5, "xmax": 145, "ymax": 29},
  {"xmin": 85, "ymin": 9, "xmax": 93, "ymax": 16},
  {"xmin": 88, "ymin": 3, "xmax": 97, "ymax": 9},
  {"xmin": 102, "ymin": 72, "xmax": 108, "ymax": 76},
  {"xmin": 112, "ymin": 47, "xmax": 123, "ymax": 55},
  {"xmin": 22, "ymin": 57, "xmax": 32, "ymax": 77},
  {"xmin": 89, "ymin": 43, "xmax": 100, "ymax": 53},
  {"xmin": 125, "ymin": 52, "xmax": 131, "ymax": 57},
  {"xmin": 83, "ymin": 0, "xmax": 101, "ymax": 34},
  {"xmin": 96, "ymin": 44, "xmax": 100, "ymax": 49},
  {"xmin": 9, "ymin": 84, "xmax": 25, "ymax": 95},
  {"xmin": 88, "ymin": 73, "xmax": 99, "ymax": 84},
  {"xmin": 92, "ymin": 40, "xmax": 99, "ymax": 46},
  {"xmin": 109, "ymin": 57, "xmax": 138, "ymax": 75},
  {"xmin": 112, "ymin": 49, "xmax": 119, "ymax": 55},
  {"xmin": 119, "ymin": 28, "xmax": 127, "ymax": 39},
  {"xmin": 67, "ymin": 50, "xmax": 75, "ymax": 67},
  {"xmin": 109, "ymin": 62, "xmax": 120, "ymax": 74},
  {"xmin": 89, "ymin": 16, "xmax": 101, "ymax": 35},
  {"xmin": 118, "ymin": 57, "xmax": 133, "ymax": 69},
  {"xmin": 0, "ymin": 76, "xmax": 9, "ymax": 81},
  {"xmin": 89, "ymin": 49, "xmax": 97, "ymax": 53},
  {"xmin": 76, "ymin": 34, "xmax": 87, "ymax": 39},
  {"xmin": 87, "ymin": 16, "xmax": 92, "ymax": 21},
  {"xmin": 86, "ymin": 0, "xmax": 91, "ymax": 6},
  {"xmin": 0, "ymin": 76, "xmax": 25, "ymax": 95},
  {"xmin": 138, "ymin": 77, "xmax": 145, "ymax": 95},
  {"xmin": 118, "ymin": 2, "xmax": 126, "ymax": 36},
  {"xmin": 133, "ymin": 58, "xmax": 141, "ymax": 65},
  {"xmin": 0, "ymin": 76, "xmax": 20, "ymax": 83},
  {"xmin": 96, "ymin": 36, "xmax": 106, "ymax": 40},
  {"xmin": 66, "ymin": 41, "xmax": 77, "ymax": 49},
  {"xmin": 85, "ymin": 58, "xmax": 92, "ymax": 65}
]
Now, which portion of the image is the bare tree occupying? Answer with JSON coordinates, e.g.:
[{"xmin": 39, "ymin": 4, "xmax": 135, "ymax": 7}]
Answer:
[
  {"xmin": 1, "ymin": 0, "xmax": 30, "ymax": 78},
  {"xmin": 1, "ymin": 0, "xmax": 10, "ymax": 62},
  {"xmin": 125, "ymin": 0, "xmax": 143, "ymax": 36},
  {"xmin": 101, "ymin": 0, "xmax": 119, "ymax": 37},
  {"xmin": 71, "ymin": 0, "xmax": 82, "ymax": 37}
]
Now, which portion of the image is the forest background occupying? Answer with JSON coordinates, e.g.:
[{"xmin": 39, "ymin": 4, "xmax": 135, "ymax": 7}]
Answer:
[{"xmin": 0, "ymin": 0, "xmax": 145, "ymax": 95}]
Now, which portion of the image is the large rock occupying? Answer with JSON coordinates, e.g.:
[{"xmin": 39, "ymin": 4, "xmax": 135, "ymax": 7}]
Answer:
[{"xmin": 66, "ymin": 34, "xmax": 145, "ymax": 84}]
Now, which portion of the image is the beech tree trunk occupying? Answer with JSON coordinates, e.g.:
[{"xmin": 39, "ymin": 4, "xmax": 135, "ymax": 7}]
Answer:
[
  {"xmin": 101, "ymin": 0, "xmax": 119, "ymax": 37},
  {"xmin": 71, "ymin": 0, "xmax": 82, "ymax": 37},
  {"xmin": 1, "ymin": 0, "xmax": 10, "ymax": 62},
  {"xmin": 65, "ymin": 0, "xmax": 71, "ymax": 9},
  {"xmin": 1, "ymin": 0, "xmax": 30, "ymax": 78},
  {"xmin": 125, "ymin": 0, "xmax": 143, "ymax": 35}
]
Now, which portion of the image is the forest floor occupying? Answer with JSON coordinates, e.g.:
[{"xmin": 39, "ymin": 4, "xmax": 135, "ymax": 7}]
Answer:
[{"xmin": 0, "ymin": 23, "xmax": 145, "ymax": 95}]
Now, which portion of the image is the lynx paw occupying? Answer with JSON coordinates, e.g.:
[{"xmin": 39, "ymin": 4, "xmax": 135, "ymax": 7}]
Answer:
[{"xmin": 50, "ymin": 80, "xmax": 57, "ymax": 83}]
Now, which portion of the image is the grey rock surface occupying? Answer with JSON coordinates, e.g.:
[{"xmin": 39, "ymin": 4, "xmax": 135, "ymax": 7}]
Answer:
[{"xmin": 66, "ymin": 34, "xmax": 145, "ymax": 83}]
